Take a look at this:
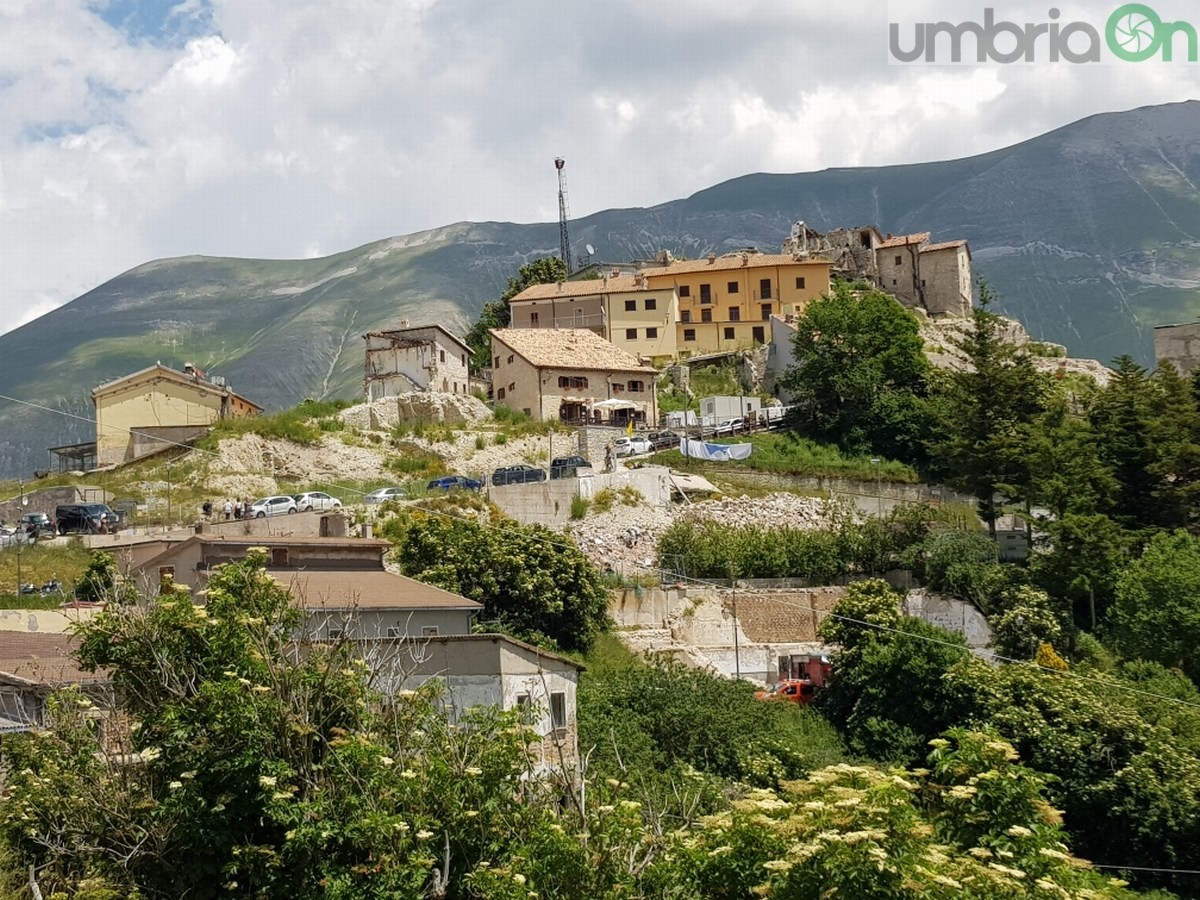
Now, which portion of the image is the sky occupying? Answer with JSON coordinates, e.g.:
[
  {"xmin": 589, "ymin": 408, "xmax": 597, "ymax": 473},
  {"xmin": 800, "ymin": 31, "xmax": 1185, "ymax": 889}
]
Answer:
[{"xmin": 0, "ymin": 0, "xmax": 1197, "ymax": 334}]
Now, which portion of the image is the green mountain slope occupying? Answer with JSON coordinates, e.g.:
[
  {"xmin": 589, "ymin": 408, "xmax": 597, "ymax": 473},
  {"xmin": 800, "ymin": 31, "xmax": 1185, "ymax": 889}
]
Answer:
[{"xmin": 3, "ymin": 100, "xmax": 1200, "ymax": 478}]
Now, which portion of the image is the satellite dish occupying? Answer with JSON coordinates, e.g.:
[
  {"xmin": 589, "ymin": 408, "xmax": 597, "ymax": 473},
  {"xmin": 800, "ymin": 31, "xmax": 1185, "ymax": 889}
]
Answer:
[{"xmin": 585, "ymin": 244, "xmax": 595, "ymax": 256}]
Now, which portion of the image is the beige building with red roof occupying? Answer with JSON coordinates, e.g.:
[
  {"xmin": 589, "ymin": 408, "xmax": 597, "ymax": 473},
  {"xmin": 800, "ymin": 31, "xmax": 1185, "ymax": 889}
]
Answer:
[
  {"xmin": 489, "ymin": 327, "xmax": 659, "ymax": 426},
  {"xmin": 507, "ymin": 273, "xmax": 680, "ymax": 364},
  {"xmin": 638, "ymin": 251, "xmax": 833, "ymax": 355}
]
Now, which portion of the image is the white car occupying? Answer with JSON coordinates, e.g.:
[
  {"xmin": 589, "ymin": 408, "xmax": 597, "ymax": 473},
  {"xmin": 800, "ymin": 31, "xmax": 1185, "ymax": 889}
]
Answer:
[
  {"xmin": 250, "ymin": 495, "xmax": 299, "ymax": 518},
  {"xmin": 292, "ymin": 491, "xmax": 343, "ymax": 512},
  {"xmin": 363, "ymin": 486, "xmax": 407, "ymax": 504},
  {"xmin": 613, "ymin": 436, "xmax": 653, "ymax": 457}
]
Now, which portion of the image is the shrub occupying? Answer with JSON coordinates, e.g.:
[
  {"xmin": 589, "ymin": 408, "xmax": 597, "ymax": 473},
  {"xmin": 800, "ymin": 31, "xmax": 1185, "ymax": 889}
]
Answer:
[
  {"xmin": 569, "ymin": 495, "xmax": 589, "ymax": 520},
  {"xmin": 591, "ymin": 488, "xmax": 616, "ymax": 514}
]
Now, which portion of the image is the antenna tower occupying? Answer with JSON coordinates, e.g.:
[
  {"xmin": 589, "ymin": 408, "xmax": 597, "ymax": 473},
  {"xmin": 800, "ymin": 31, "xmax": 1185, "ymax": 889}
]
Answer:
[{"xmin": 555, "ymin": 157, "xmax": 572, "ymax": 274}]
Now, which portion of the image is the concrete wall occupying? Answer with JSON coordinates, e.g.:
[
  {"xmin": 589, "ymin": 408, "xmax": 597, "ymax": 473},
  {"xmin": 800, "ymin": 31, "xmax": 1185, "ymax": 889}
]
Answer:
[
  {"xmin": 309, "ymin": 608, "xmax": 474, "ymax": 640},
  {"xmin": 764, "ymin": 316, "xmax": 798, "ymax": 400},
  {"xmin": 488, "ymin": 466, "xmax": 672, "ymax": 527},
  {"xmin": 509, "ymin": 295, "xmax": 605, "ymax": 333},
  {"xmin": 0, "ymin": 607, "xmax": 100, "ymax": 634},
  {"xmin": 1154, "ymin": 322, "xmax": 1200, "ymax": 376},
  {"xmin": 609, "ymin": 587, "xmax": 689, "ymax": 629},
  {"xmin": 902, "ymin": 589, "xmax": 992, "ymax": 649}
]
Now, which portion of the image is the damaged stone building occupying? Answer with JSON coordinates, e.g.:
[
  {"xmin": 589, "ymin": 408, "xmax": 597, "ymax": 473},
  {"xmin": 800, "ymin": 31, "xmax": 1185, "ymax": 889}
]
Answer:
[
  {"xmin": 362, "ymin": 323, "xmax": 471, "ymax": 401},
  {"xmin": 781, "ymin": 220, "xmax": 973, "ymax": 317}
]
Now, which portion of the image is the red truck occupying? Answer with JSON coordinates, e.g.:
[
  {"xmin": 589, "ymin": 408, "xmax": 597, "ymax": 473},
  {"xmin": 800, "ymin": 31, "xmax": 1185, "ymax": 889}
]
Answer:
[{"xmin": 753, "ymin": 654, "xmax": 832, "ymax": 707}]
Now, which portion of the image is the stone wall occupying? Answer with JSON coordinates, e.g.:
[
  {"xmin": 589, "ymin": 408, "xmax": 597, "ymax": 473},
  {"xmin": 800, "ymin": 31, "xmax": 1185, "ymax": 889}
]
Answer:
[
  {"xmin": 1154, "ymin": 322, "xmax": 1200, "ymax": 377},
  {"xmin": 487, "ymin": 467, "xmax": 672, "ymax": 528},
  {"xmin": 902, "ymin": 589, "xmax": 992, "ymax": 650}
]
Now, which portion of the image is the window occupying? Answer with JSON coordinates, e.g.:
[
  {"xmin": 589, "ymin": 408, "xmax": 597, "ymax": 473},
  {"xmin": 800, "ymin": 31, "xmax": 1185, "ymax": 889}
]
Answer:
[
  {"xmin": 328, "ymin": 628, "xmax": 344, "ymax": 640},
  {"xmin": 625, "ymin": 328, "xmax": 638, "ymax": 340},
  {"xmin": 860, "ymin": 230, "xmax": 872, "ymax": 248},
  {"xmin": 270, "ymin": 548, "xmax": 288, "ymax": 567},
  {"xmin": 158, "ymin": 565, "xmax": 175, "ymax": 580},
  {"xmin": 624, "ymin": 299, "xmax": 637, "ymax": 311},
  {"xmin": 759, "ymin": 278, "xmax": 772, "ymax": 300},
  {"xmin": 497, "ymin": 387, "xmax": 506, "ymax": 399},
  {"xmin": 701, "ymin": 309, "xmax": 712, "ymax": 323},
  {"xmin": 646, "ymin": 327, "xmax": 658, "ymax": 339},
  {"xmin": 795, "ymin": 276, "xmax": 806, "ymax": 289},
  {"xmin": 550, "ymin": 692, "xmax": 567, "ymax": 731},
  {"xmin": 461, "ymin": 355, "xmax": 466, "ymax": 366},
  {"xmin": 386, "ymin": 626, "xmax": 402, "ymax": 638},
  {"xmin": 628, "ymin": 380, "xmax": 644, "ymax": 393},
  {"xmin": 421, "ymin": 625, "xmax": 440, "ymax": 637},
  {"xmin": 508, "ymin": 382, "xmax": 515, "ymax": 392},
  {"xmin": 530, "ymin": 311, "xmax": 539, "ymax": 326},
  {"xmin": 507, "ymin": 354, "xmax": 514, "ymax": 364},
  {"xmin": 644, "ymin": 298, "xmax": 657, "ymax": 311},
  {"xmin": 681, "ymin": 311, "xmax": 691, "ymax": 323},
  {"xmin": 752, "ymin": 326, "xmax": 765, "ymax": 343},
  {"xmin": 515, "ymin": 693, "xmax": 534, "ymax": 724},
  {"xmin": 892, "ymin": 279, "xmax": 897, "ymax": 286},
  {"xmin": 728, "ymin": 307, "xmax": 740, "ymax": 322},
  {"xmin": 921, "ymin": 279, "xmax": 926, "ymax": 287},
  {"xmin": 612, "ymin": 382, "xmax": 625, "ymax": 393},
  {"xmin": 494, "ymin": 356, "xmax": 500, "ymax": 368},
  {"xmin": 439, "ymin": 350, "xmax": 445, "ymax": 363},
  {"xmin": 761, "ymin": 304, "xmax": 772, "ymax": 321},
  {"xmin": 727, "ymin": 281, "xmax": 739, "ymax": 294},
  {"xmin": 724, "ymin": 327, "xmax": 735, "ymax": 340},
  {"xmin": 523, "ymin": 408, "xmax": 531, "ymax": 416},
  {"xmin": 699, "ymin": 284, "xmax": 712, "ymax": 304},
  {"xmin": 894, "ymin": 255, "xmax": 903, "ymax": 266},
  {"xmin": 679, "ymin": 285, "xmax": 691, "ymax": 298},
  {"xmin": 684, "ymin": 329, "xmax": 696, "ymax": 342},
  {"xmin": 558, "ymin": 375, "xmax": 589, "ymax": 389}
]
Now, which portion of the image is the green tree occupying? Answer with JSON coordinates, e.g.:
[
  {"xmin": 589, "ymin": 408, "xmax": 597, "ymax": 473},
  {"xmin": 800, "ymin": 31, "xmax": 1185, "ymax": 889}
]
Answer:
[
  {"xmin": 1090, "ymin": 355, "xmax": 1160, "ymax": 531},
  {"xmin": 990, "ymin": 585, "xmax": 1063, "ymax": 661},
  {"xmin": 778, "ymin": 282, "xmax": 933, "ymax": 460},
  {"xmin": 1148, "ymin": 360, "xmax": 1200, "ymax": 529},
  {"xmin": 1030, "ymin": 513, "xmax": 1126, "ymax": 631},
  {"xmin": 463, "ymin": 256, "xmax": 567, "ymax": 371},
  {"xmin": 74, "ymin": 550, "xmax": 136, "ymax": 604},
  {"xmin": 1023, "ymin": 393, "xmax": 1115, "ymax": 520},
  {"xmin": 932, "ymin": 282, "xmax": 1047, "ymax": 534},
  {"xmin": 393, "ymin": 513, "xmax": 609, "ymax": 653},
  {"xmin": 1110, "ymin": 529, "xmax": 1200, "ymax": 681}
]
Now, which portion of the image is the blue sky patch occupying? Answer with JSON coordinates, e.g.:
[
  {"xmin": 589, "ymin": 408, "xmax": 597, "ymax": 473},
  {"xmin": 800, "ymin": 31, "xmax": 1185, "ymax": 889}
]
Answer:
[{"xmin": 89, "ymin": 0, "xmax": 214, "ymax": 47}]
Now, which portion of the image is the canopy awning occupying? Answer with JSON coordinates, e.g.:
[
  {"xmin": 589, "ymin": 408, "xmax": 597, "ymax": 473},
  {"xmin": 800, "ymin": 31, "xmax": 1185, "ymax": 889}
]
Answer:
[{"xmin": 592, "ymin": 398, "xmax": 636, "ymax": 411}]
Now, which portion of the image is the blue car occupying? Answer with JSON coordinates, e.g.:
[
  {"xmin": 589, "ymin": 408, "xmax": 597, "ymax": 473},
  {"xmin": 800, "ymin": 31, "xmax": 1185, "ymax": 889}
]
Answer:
[{"xmin": 427, "ymin": 475, "xmax": 483, "ymax": 492}]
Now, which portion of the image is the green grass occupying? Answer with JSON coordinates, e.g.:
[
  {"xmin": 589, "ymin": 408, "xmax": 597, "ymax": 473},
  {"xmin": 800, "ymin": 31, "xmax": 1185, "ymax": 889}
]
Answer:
[
  {"xmin": 649, "ymin": 432, "xmax": 918, "ymax": 482},
  {"xmin": 197, "ymin": 398, "xmax": 355, "ymax": 449},
  {"xmin": 385, "ymin": 442, "xmax": 445, "ymax": 478},
  {"xmin": 0, "ymin": 541, "xmax": 95, "ymax": 598}
]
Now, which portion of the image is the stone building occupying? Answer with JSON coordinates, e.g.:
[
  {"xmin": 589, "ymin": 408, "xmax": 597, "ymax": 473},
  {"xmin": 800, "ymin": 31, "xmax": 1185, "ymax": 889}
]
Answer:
[
  {"xmin": 489, "ymin": 327, "xmax": 659, "ymax": 426},
  {"xmin": 363, "ymin": 323, "xmax": 472, "ymax": 401},
  {"xmin": 1154, "ymin": 321, "xmax": 1200, "ymax": 376}
]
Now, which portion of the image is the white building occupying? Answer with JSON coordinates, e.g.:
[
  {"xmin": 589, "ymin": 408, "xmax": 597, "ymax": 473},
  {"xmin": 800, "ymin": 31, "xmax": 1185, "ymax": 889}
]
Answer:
[
  {"xmin": 700, "ymin": 395, "xmax": 761, "ymax": 422},
  {"xmin": 363, "ymin": 323, "xmax": 472, "ymax": 400}
]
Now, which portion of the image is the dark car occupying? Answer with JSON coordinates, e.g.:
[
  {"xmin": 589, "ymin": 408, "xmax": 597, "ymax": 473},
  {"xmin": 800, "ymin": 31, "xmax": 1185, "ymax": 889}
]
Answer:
[
  {"xmin": 55, "ymin": 503, "xmax": 121, "ymax": 535},
  {"xmin": 19, "ymin": 512, "xmax": 56, "ymax": 539},
  {"xmin": 646, "ymin": 430, "xmax": 680, "ymax": 450},
  {"xmin": 549, "ymin": 456, "xmax": 593, "ymax": 480},
  {"xmin": 427, "ymin": 475, "xmax": 484, "ymax": 492},
  {"xmin": 491, "ymin": 464, "xmax": 547, "ymax": 486}
]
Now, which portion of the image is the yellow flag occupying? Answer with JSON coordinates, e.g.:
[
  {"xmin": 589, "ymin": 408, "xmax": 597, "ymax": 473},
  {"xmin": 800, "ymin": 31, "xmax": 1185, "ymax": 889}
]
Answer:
[{"xmin": 626, "ymin": 419, "xmax": 634, "ymax": 436}]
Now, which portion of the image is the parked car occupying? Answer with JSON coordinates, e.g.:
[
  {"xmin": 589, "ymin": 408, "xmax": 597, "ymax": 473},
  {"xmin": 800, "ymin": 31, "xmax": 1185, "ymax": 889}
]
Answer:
[
  {"xmin": 613, "ymin": 436, "xmax": 653, "ymax": 457},
  {"xmin": 19, "ymin": 512, "xmax": 56, "ymax": 539},
  {"xmin": 549, "ymin": 456, "xmax": 593, "ymax": 479},
  {"xmin": 292, "ymin": 491, "xmax": 343, "ymax": 512},
  {"xmin": 646, "ymin": 431, "xmax": 680, "ymax": 450},
  {"xmin": 491, "ymin": 464, "xmax": 547, "ymax": 486},
  {"xmin": 0, "ymin": 526, "xmax": 21, "ymax": 548},
  {"xmin": 427, "ymin": 475, "xmax": 483, "ymax": 492},
  {"xmin": 715, "ymin": 417, "xmax": 745, "ymax": 436},
  {"xmin": 363, "ymin": 486, "xmax": 407, "ymax": 504},
  {"xmin": 250, "ymin": 495, "xmax": 299, "ymax": 518},
  {"xmin": 56, "ymin": 503, "xmax": 121, "ymax": 534}
]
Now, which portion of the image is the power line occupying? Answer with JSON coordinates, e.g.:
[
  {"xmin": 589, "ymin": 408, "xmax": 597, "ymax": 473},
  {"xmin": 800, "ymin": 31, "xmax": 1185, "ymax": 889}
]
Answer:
[{"xmin": 3, "ymin": 389, "xmax": 1200, "ymax": 713}]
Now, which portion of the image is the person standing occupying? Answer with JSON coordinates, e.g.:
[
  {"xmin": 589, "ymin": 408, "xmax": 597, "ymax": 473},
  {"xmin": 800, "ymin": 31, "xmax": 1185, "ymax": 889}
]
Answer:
[{"xmin": 223, "ymin": 499, "xmax": 233, "ymax": 521}]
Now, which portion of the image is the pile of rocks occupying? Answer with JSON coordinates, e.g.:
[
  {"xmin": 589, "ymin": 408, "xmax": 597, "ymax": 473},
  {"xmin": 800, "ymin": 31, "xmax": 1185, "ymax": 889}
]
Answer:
[
  {"xmin": 339, "ymin": 392, "xmax": 492, "ymax": 431},
  {"xmin": 684, "ymin": 493, "xmax": 832, "ymax": 529},
  {"xmin": 565, "ymin": 499, "xmax": 675, "ymax": 576}
]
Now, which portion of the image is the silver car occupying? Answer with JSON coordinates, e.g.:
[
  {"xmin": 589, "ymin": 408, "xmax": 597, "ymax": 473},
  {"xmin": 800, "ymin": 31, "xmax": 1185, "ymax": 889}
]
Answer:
[
  {"xmin": 292, "ymin": 491, "xmax": 343, "ymax": 512},
  {"xmin": 363, "ymin": 486, "xmax": 407, "ymax": 504},
  {"xmin": 250, "ymin": 495, "xmax": 299, "ymax": 518}
]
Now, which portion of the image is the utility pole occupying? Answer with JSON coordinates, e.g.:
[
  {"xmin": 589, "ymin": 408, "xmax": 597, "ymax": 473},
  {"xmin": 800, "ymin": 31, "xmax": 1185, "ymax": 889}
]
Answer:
[
  {"xmin": 870, "ymin": 458, "xmax": 882, "ymax": 519},
  {"xmin": 729, "ymin": 564, "xmax": 741, "ymax": 680}
]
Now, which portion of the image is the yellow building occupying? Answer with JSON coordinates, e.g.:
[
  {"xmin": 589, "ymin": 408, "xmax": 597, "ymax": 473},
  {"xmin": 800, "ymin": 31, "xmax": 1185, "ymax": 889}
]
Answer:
[
  {"xmin": 640, "ymin": 252, "xmax": 832, "ymax": 356},
  {"xmin": 507, "ymin": 274, "xmax": 679, "ymax": 363},
  {"xmin": 93, "ymin": 363, "xmax": 261, "ymax": 467}
]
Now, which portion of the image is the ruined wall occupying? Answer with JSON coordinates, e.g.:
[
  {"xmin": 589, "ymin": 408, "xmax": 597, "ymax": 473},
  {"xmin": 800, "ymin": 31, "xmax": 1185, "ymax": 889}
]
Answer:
[
  {"xmin": 919, "ymin": 245, "xmax": 973, "ymax": 317},
  {"xmin": 1154, "ymin": 322, "xmax": 1200, "ymax": 376}
]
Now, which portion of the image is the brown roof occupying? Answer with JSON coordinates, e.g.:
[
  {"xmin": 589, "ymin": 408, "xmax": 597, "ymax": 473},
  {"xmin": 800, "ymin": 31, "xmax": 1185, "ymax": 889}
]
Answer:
[
  {"xmin": 92, "ymin": 363, "xmax": 262, "ymax": 411},
  {"xmin": 639, "ymin": 253, "xmax": 831, "ymax": 278},
  {"xmin": 194, "ymin": 535, "xmax": 392, "ymax": 550},
  {"xmin": 363, "ymin": 323, "xmax": 472, "ymax": 354},
  {"xmin": 273, "ymin": 570, "xmax": 483, "ymax": 611},
  {"xmin": 0, "ymin": 633, "xmax": 106, "ymax": 686},
  {"xmin": 920, "ymin": 239, "xmax": 969, "ymax": 253},
  {"xmin": 490, "ymin": 328, "xmax": 656, "ymax": 374},
  {"xmin": 347, "ymin": 632, "xmax": 585, "ymax": 670},
  {"xmin": 511, "ymin": 275, "xmax": 663, "ymax": 302},
  {"xmin": 877, "ymin": 232, "xmax": 931, "ymax": 249}
]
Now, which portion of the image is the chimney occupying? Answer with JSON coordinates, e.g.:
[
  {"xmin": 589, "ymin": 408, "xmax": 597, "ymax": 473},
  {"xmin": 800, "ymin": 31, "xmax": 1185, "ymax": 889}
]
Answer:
[
  {"xmin": 707, "ymin": 253, "xmax": 716, "ymax": 265},
  {"xmin": 741, "ymin": 252, "xmax": 749, "ymax": 266},
  {"xmin": 611, "ymin": 267, "xmax": 620, "ymax": 278}
]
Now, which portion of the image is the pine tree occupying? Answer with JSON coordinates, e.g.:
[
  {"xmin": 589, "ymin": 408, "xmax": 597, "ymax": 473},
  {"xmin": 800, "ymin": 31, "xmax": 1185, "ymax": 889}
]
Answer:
[{"xmin": 1090, "ymin": 355, "xmax": 1159, "ymax": 531}]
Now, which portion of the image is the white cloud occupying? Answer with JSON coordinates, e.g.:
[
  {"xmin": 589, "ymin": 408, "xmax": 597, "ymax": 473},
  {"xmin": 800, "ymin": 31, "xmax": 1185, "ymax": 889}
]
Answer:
[{"xmin": 0, "ymin": 0, "xmax": 1195, "ymax": 334}]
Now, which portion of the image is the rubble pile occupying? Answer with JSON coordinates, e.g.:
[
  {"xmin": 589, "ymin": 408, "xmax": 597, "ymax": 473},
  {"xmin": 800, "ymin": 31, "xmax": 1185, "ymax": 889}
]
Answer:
[
  {"xmin": 684, "ymin": 493, "xmax": 832, "ymax": 529},
  {"xmin": 339, "ymin": 392, "xmax": 492, "ymax": 430}
]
